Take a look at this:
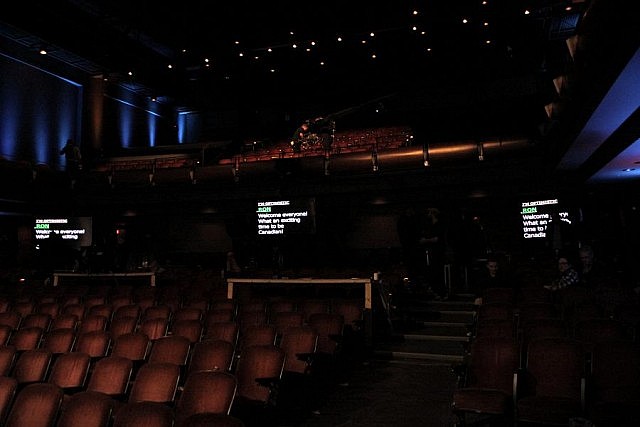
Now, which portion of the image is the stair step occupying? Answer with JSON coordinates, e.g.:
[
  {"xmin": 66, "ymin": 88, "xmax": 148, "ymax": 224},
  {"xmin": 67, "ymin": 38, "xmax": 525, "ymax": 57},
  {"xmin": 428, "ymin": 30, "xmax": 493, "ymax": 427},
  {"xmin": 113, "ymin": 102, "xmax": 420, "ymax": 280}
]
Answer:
[
  {"xmin": 400, "ymin": 308, "xmax": 476, "ymax": 324},
  {"xmin": 403, "ymin": 334, "xmax": 469, "ymax": 343},
  {"xmin": 395, "ymin": 323, "xmax": 471, "ymax": 337},
  {"xmin": 373, "ymin": 349, "xmax": 464, "ymax": 364},
  {"xmin": 375, "ymin": 338, "xmax": 468, "ymax": 357}
]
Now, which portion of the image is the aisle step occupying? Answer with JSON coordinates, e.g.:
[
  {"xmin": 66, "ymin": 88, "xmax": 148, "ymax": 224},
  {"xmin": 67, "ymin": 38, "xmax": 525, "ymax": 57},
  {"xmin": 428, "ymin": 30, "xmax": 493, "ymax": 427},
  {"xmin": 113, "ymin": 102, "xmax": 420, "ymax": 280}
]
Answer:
[{"xmin": 377, "ymin": 292, "xmax": 476, "ymax": 365}]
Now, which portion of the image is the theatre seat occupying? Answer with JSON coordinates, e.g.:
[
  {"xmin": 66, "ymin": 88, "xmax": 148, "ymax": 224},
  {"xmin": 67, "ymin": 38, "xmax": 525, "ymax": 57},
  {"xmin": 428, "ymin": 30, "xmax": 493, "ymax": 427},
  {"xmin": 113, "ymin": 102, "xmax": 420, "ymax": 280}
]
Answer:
[{"xmin": 452, "ymin": 336, "xmax": 520, "ymax": 426}]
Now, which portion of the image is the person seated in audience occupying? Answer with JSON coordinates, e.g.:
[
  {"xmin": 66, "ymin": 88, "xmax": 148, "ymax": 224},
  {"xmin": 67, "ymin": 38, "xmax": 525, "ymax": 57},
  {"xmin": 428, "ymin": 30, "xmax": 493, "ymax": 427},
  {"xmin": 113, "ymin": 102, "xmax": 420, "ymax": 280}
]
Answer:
[
  {"xmin": 546, "ymin": 254, "xmax": 579, "ymax": 291},
  {"xmin": 473, "ymin": 255, "xmax": 510, "ymax": 305},
  {"xmin": 577, "ymin": 244, "xmax": 607, "ymax": 288}
]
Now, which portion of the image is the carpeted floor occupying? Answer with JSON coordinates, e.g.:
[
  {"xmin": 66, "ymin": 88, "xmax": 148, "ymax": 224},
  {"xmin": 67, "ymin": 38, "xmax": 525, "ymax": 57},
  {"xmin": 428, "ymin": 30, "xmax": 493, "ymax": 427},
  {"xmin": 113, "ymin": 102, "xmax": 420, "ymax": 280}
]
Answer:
[{"xmin": 293, "ymin": 359, "xmax": 458, "ymax": 427}]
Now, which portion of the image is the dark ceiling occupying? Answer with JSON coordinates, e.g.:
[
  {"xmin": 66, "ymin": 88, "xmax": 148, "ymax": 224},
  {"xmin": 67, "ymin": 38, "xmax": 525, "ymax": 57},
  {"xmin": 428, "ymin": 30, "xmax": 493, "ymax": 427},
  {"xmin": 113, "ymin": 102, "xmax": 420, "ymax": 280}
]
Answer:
[{"xmin": 1, "ymin": 0, "xmax": 639, "ymax": 190}]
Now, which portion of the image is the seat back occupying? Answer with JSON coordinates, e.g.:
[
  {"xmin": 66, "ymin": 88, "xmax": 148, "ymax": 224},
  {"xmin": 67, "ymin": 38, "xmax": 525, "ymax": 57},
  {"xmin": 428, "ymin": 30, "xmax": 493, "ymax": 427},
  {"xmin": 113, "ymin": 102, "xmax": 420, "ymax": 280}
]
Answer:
[
  {"xmin": 148, "ymin": 335, "xmax": 191, "ymax": 366},
  {"xmin": 331, "ymin": 299, "xmax": 364, "ymax": 333},
  {"xmin": 0, "ymin": 345, "xmax": 17, "ymax": 376},
  {"xmin": 308, "ymin": 312, "xmax": 344, "ymax": 355},
  {"xmin": 176, "ymin": 413, "xmax": 245, "ymax": 427},
  {"xmin": 482, "ymin": 287, "xmax": 516, "ymax": 305},
  {"xmin": 74, "ymin": 330, "xmax": 111, "ymax": 359},
  {"xmin": 20, "ymin": 312, "xmax": 52, "ymax": 330},
  {"xmin": 109, "ymin": 316, "xmax": 139, "ymax": 341},
  {"xmin": 171, "ymin": 319, "xmax": 203, "ymax": 344},
  {"xmin": 240, "ymin": 324, "xmax": 277, "ymax": 350},
  {"xmin": 0, "ymin": 312, "xmax": 22, "ymax": 330},
  {"xmin": 298, "ymin": 299, "xmax": 329, "ymax": 323},
  {"xmin": 235, "ymin": 344, "xmax": 285, "ymax": 403},
  {"xmin": 590, "ymin": 339, "xmax": 640, "ymax": 401},
  {"xmin": 13, "ymin": 348, "xmax": 52, "ymax": 385},
  {"xmin": 113, "ymin": 304, "xmax": 141, "ymax": 321},
  {"xmin": 525, "ymin": 337, "xmax": 585, "ymax": 400},
  {"xmin": 573, "ymin": 318, "xmax": 628, "ymax": 349},
  {"xmin": 477, "ymin": 302, "xmax": 514, "ymax": 323},
  {"xmin": 0, "ymin": 325, "xmax": 13, "ymax": 346},
  {"xmin": 142, "ymin": 304, "xmax": 172, "ymax": 322},
  {"xmin": 111, "ymin": 332, "xmax": 150, "ymax": 362},
  {"xmin": 56, "ymin": 390, "xmax": 114, "ymax": 427},
  {"xmin": 77, "ymin": 314, "xmax": 108, "ymax": 335},
  {"xmin": 50, "ymin": 313, "xmax": 79, "ymax": 331},
  {"xmin": 128, "ymin": 362, "xmax": 181, "ymax": 404},
  {"xmin": 9, "ymin": 326, "xmax": 44, "ymax": 351},
  {"xmin": 113, "ymin": 401, "xmax": 174, "ymax": 427},
  {"xmin": 4, "ymin": 382, "xmax": 63, "ymax": 427},
  {"xmin": 48, "ymin": 351, "xmax": 91, "ymax": 391},
  {"xmin": 0, "ymin": 376, "xmax": 17, "ymax": 426},
  {"xmin": 139, "ymin": 317, "xmax": 169, "ymax": 341},
  {"xmin": 42, "ymin": 328, "xmax": 77, "ymax": 354},
  {"xmin": 175, "ymin": 370, "xmax": 237, "ymax": 425},
  {"xmin": 172, "ymin": 307, "xmax": 203, "ymax": 322},
  {"xmin": 271, "ymin": 312, "xmax": 304, "ymax": 339},
  {"xmin": 205, "ymin": 321, "xmax": 239, "ymax": 346},
  {"xmin": 86, "ymin": 355, "xmax": 133, "ymax": 397},
  {"xmin": 188, "ymin": 339, "xmax": 235, "ymax": 374},
  {"xmin": 280, "ymin": 326, "xmax": 318, "ymax": 374},
  {"xmin": 467, "ymin": 336, "xmax": 519, "ymax": 393}
]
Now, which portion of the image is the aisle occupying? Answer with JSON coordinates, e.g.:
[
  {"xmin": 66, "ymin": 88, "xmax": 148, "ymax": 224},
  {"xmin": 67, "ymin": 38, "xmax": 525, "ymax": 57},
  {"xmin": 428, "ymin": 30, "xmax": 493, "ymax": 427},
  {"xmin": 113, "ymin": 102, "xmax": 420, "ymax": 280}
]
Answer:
[{"xmin": 297, "ymin": 359, "xmax": 458, "ymax": 427}]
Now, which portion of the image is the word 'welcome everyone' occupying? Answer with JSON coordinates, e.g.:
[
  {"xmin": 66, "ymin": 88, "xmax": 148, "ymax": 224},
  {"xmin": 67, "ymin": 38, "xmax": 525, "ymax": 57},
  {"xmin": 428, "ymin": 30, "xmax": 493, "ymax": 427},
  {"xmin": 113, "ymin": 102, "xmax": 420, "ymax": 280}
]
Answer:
[
  {"xmin": 257, "ymin": 209, "xmax": 309, "ymax": 235},
  {"xmin": 520, "ymin": 199, "xmax": 571, "ymax": 239},
  {"xmin": 33, "ymin": 218, "xmax": 87, "ymax": 240}
]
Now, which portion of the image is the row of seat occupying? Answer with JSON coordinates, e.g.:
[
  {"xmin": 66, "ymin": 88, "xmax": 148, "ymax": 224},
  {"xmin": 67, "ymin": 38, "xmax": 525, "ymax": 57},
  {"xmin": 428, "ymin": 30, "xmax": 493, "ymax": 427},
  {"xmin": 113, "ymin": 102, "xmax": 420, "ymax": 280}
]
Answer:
[
  {"xmin": 0, "ymin": 282, "xmax": 366, "ymax": 427},
  {"xmin": 453, "ymin": 283, "xmax": 640, "ymax": 426},
  {"xmin": 452, "ymin": 335, "xmax": 640, "ymax": 427},
  {"xmin": 0, "ymin": 310, "xmax": 355, "ymax": 426},
  {"xmin": 1, "ymin": 366, "xmax": 246, "ymax": 426}
]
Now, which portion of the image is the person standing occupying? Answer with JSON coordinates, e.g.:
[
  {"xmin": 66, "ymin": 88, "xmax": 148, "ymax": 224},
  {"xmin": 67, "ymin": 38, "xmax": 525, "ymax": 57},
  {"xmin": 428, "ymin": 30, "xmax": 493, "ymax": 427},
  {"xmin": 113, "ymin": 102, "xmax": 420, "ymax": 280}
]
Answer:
[
  {"xmin": 397, "ymin": 207, "xmax": 425, "ymax": 290},
  {"xmin": 290, "ymin": 121, "xmax": 310, "ymax": 154},
  {"xmin": 60, "ymin": 138, "xmax": 82, "ymax": 187},
  {"xmin": 421, "ymin": 208, "xmax": 447, "ymax": 299}
]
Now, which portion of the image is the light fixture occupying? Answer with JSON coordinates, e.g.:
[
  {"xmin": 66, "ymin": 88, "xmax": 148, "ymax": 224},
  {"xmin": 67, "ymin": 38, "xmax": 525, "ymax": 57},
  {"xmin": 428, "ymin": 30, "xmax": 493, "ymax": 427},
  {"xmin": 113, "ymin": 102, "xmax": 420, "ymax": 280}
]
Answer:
[
  {"xmin": 233, "ymin": 156, "xmax": 240, "ymax": 182},
  {"xmin": 107, "ymin": 166, "xmax": 115, "ymax": 187},
  {"xmin": 189, "ymin": 164, "xmax": 197, "ymax": 184},
  {"xmin": 324, "ymin": 149, "xmax": 331, "ymax": 176},
  {"xmin": 422, "ymin": 143, "xmax": 430, "ymax": 167},
  {"xmin": 371, "ymin": 148, "xmax": 379, "ymax": 172},
  {"xmin": 477, "ymin": 142, "xmax": 485, "ymax": 161},
  {"xmin": 149, "ymin": 162, "xmax": 156, "ymax": 185}
]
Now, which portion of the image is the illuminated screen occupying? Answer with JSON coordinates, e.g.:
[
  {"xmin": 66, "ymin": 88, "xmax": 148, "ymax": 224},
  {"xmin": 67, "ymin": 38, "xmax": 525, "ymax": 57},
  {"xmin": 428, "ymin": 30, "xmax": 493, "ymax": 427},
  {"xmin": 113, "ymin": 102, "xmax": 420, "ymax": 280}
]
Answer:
[
  {"xmin": 34, "ymin": 216, "xmax": 93, "ymax": 248},
  {"xmin": 520, "ymin": 199, "xmax": 572, "ymax": 239},
  {"xmin": 256, "ymin": 198, "xmax": 316, "ymax": 236}
]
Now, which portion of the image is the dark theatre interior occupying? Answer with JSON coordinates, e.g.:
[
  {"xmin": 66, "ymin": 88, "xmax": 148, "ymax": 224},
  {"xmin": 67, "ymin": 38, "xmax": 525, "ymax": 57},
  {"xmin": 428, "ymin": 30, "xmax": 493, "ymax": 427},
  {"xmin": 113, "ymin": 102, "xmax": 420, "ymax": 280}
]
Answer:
[{"xmin": 1, "ymin": 1, "xmax": 639, "ymax": 426}]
